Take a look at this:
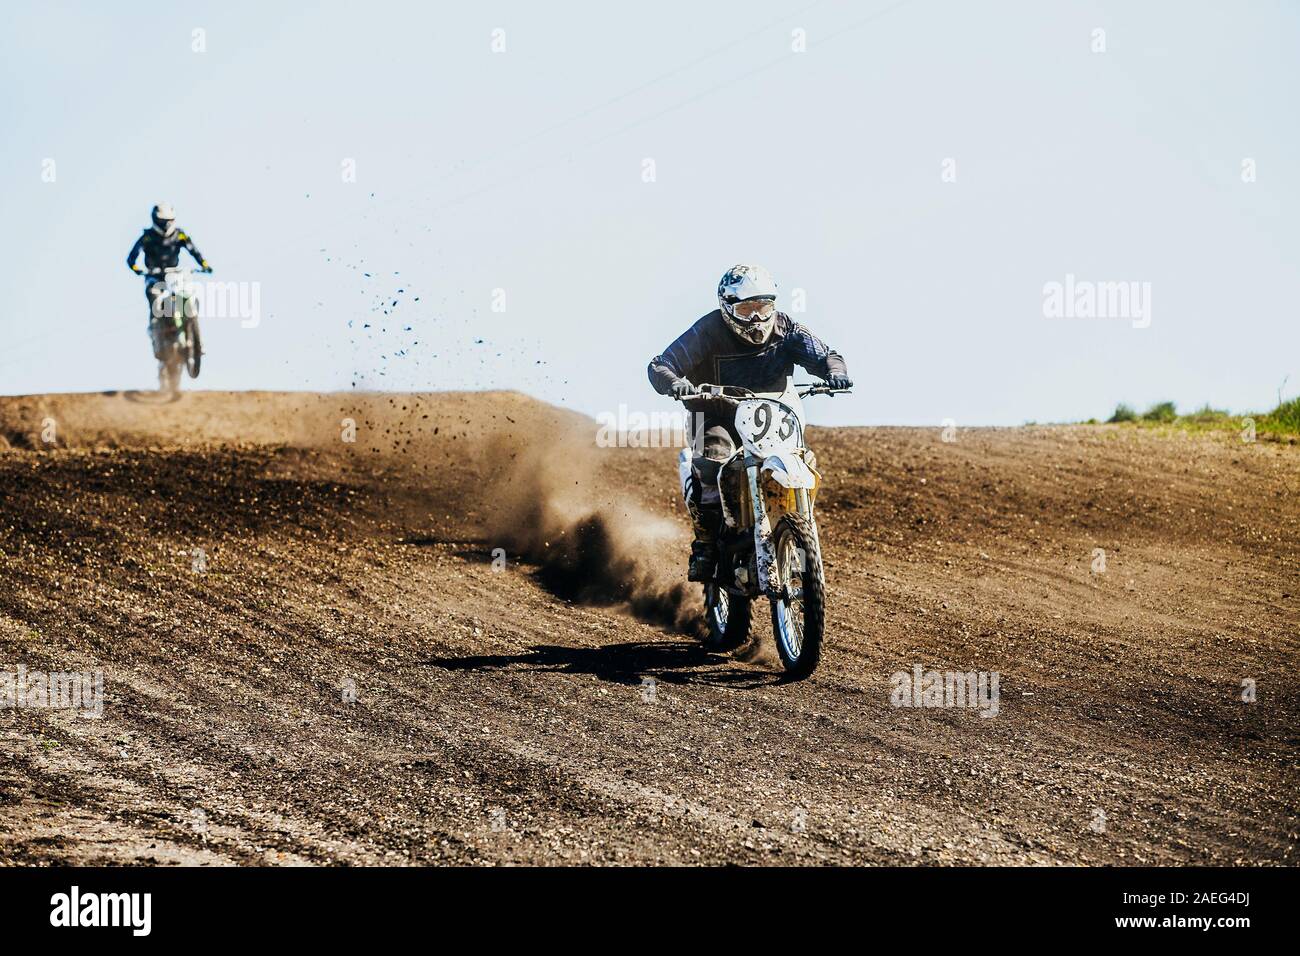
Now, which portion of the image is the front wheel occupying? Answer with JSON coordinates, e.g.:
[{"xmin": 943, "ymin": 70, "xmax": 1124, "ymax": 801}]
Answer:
[
  {"xmin": 702, "ymin": 583, "xmax": 751, "ymax": 652},
  {"xmin": 769, "ymin": 513, "xmax": 826, "ymax": 679},
  {"xmin": 160, "ymin": 357, "xmax": 182, "ymax": 397}
]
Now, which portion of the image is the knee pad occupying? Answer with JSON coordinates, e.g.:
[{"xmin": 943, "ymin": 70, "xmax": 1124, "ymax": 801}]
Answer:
[
  {"xmin": 681, "ymin": 427, "xmax": 735, "ymax": 509},
  {"xmin": 692, "ymin": 456, "xmax": 724, "ymax": 507},
  {"xmin": 678, "ymin": 447, "xmax": 693, "ymax": 503},
  {"xmin": 700, "ymin": 425, "xmax": 735, "ymax": 461}
]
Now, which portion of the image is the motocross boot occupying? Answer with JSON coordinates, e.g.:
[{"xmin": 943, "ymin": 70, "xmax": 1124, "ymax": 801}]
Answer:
[{"xmin": 687, "ymin": 501, "xmax": 722, "ymax": 583}]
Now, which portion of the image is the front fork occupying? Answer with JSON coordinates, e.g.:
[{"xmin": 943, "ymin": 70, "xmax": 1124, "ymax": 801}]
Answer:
[
  {"xmin": 748, "ymin": 462, "xmax": 820, "ymax": 597},
  {"xmin": 796, "ymin": 487, "xmax": 821, "ymax": 553},
  {"xmin": 746, "ymin": 461, "xmax": 777, "ymax": 596},
  {"xmin": 173, "ymin": 293, "xmax": 192, "ymax": 346}
]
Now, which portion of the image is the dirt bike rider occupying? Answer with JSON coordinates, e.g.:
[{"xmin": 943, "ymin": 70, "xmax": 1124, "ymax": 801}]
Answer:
[
  {"xmin": 125, "ymin": 203, "xmax": 211, "ymax": 359},
  {"xmin": 648, "ymin": 264, "xmax": 853, "ymax": 582}
]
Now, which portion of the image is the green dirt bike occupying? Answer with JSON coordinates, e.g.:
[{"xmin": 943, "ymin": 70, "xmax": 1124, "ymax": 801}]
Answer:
[
  {"xmin": 147, "ymin": 266, "xmax": 205, "ymax": 395},
  {"xmin": 674, "ymin": 381, "xmax": 850, "ymax": 679}
]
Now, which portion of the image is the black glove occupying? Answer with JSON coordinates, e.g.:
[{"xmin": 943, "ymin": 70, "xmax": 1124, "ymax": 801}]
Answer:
[
  {"xmin": 826, "ymin": 375, "xmax": 853, "ymax": 391},
  {"xmin": 129, "ymin": 265, "xmax": 143, "ymax": 275},
  {"xmin": 669, "ymin": 379, "xmax": 696, "ymax": 400},
  {"xmin": 199, "ymin": 261, "xmax": 213, "ymax": 274}
]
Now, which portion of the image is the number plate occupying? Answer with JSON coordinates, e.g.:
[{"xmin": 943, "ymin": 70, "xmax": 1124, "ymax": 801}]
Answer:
[{"xmin": 735, "ymin": 399, "xmax": 801, "ymax": 456}]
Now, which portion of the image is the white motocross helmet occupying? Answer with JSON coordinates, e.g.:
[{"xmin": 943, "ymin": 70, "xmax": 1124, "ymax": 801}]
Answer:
[
  {"xmin": 151, "ymin": 202, "xmax": 177, "ymax": 237},
  {"xmin": 717, "ymin": 263, "xmax": 778, "ymax": 345}
]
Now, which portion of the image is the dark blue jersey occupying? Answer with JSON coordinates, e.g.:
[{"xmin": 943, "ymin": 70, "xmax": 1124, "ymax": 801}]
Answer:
[
  {"xmin": 648, "ymin": 310, "xmax": 848, "ymax": 396},
  {"xmin": 126, "ymin": 228, "xmax": 206, "ymax": 272}
]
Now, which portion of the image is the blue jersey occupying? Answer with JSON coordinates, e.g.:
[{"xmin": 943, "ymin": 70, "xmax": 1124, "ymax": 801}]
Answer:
[{"xmin": 648, "ymin": 309, "xmax": 848, "ymax": 396}]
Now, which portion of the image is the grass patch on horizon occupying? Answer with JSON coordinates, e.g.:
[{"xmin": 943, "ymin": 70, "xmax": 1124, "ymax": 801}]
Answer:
[{"xmin": 1090, "ymin": 398, "xmax": 1298, "ymax": 440}]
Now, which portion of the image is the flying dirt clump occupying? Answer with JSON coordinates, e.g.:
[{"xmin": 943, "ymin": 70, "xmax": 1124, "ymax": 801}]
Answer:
[{"xmin": 480, "ymin": 416, "xmax": 700, "ymax": 633}]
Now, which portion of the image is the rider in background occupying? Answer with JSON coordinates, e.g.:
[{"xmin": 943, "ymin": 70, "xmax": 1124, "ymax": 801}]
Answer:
[
  {"xmin": 126, "ymin": 203, "xmax": 211, "ymax": 359},
  {"xmin": 647, "ymin": 264, "xmax": 853, "ymax": 582}
]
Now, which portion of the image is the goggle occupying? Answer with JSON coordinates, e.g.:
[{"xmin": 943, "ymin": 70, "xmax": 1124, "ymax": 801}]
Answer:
[{"xmin": 731, "ymin": 298, "xmax": 776, "ymax": 322}]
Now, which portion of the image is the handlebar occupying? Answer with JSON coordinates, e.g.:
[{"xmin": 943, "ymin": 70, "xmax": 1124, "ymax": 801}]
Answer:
[
  {"xmin": 672, "ymin": 384, "xmax": 749, "ymax": 411},
  {"xmin": 671, "ymin": 382, "xmax": 852, "ymax": 405},
  {"xmin": 134, "ymin": 265, "xmax": 212, "ymax": 277}
]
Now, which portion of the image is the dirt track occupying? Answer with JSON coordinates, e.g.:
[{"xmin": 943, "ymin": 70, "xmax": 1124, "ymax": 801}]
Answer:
[{"xmin": 1, "ymin": 390, "xmax": 1296, "ymax": 865}]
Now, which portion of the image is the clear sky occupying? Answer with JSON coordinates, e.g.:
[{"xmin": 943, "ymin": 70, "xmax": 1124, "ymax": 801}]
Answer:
[{"xmin": 2, "ymin": 0, "xmax": 1297, "ymax": 425}]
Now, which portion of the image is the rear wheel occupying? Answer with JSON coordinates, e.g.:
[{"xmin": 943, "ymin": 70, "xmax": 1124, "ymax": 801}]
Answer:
[
  {"xmin": 769, "ymin": 513, "xmax": 825, "ymax": 679},
  {"xmin": 703, "ymin": 583, "xmax": 751, "ymax": 652},
  {"xmin": 184, "ymin": 314, "xmax": 202, "ymax": 379}
]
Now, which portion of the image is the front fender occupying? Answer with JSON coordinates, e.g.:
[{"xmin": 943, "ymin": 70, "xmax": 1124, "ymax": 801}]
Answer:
[{"xmin": 761, "ymin": 452, "xmax": 816, "ymax": 490}]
